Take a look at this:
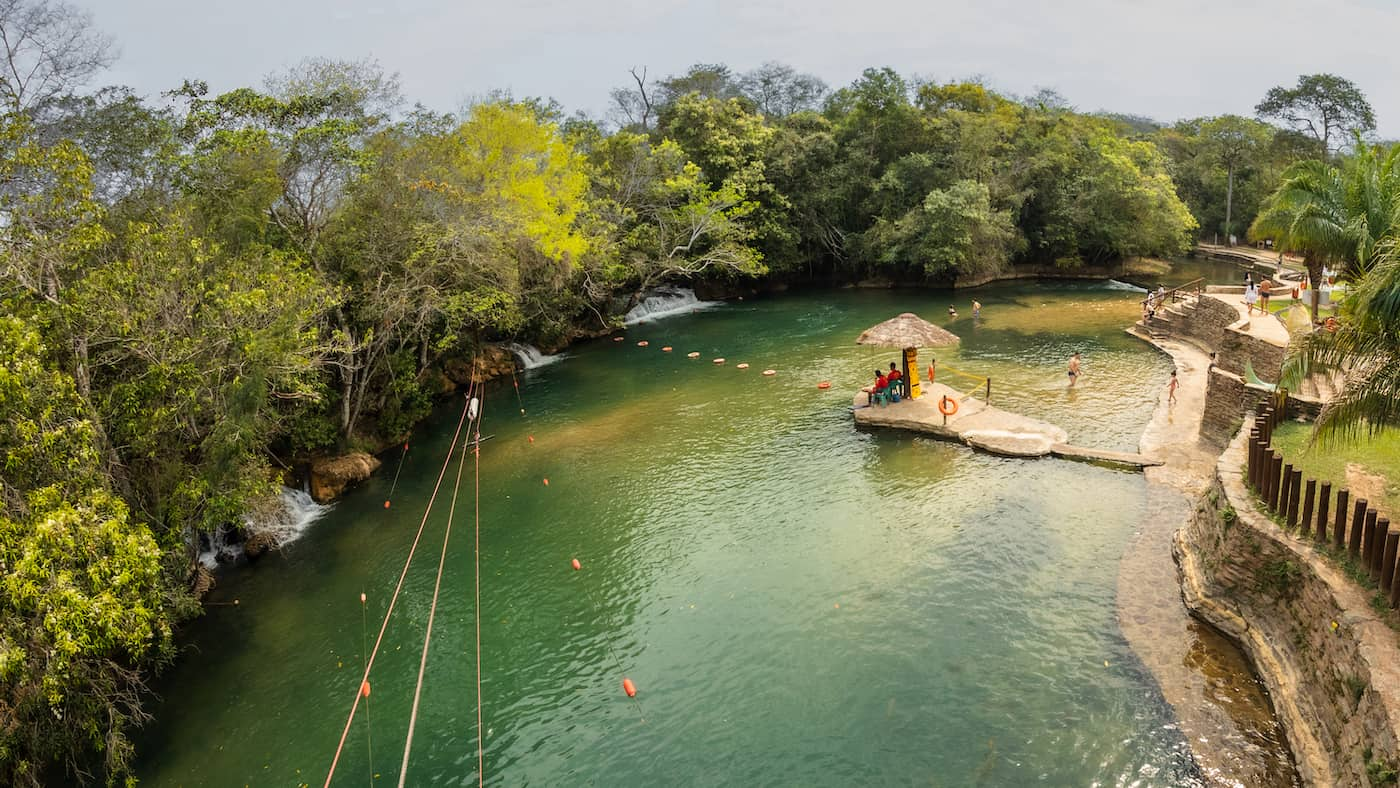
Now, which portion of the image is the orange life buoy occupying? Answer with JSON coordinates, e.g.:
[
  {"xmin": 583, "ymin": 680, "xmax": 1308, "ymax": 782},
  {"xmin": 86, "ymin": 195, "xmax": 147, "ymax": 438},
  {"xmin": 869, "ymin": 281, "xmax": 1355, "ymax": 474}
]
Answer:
[
  {"xmin": 817, "ymin": 381, "xmax": 831, "ymax": 389},
  {"xmin": 938, "ymin": 396, "xmax": 958, "ymax": 416}
]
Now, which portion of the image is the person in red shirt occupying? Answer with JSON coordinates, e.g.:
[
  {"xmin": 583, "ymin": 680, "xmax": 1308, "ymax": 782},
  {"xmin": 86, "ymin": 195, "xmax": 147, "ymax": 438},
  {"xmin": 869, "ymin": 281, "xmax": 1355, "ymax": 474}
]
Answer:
[
  {"xmin": 885, "ymin": 362, "xmax": 903, "ymax": 397},
  {"xmin": 864, "ymin": 369, "xmax": 888, "ymax": 404}
]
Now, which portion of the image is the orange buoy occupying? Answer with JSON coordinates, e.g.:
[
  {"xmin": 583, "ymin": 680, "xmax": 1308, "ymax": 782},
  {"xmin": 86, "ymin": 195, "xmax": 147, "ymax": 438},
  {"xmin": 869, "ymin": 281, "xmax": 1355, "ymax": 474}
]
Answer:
[
  {"xmin": 384, "ymin": 500, "xmax": 391, "ymax": 509},
  {"xmin": 938, "ymin": 395, "xmax": 959, "ymax": 416},
  {"xmin": 662, "ymin": 346, "xmax": 673, "ymax": 352},
  {"xmin": 360, "ymin": 592, "xmax": 367, "ymax": 604},
  {"xmin": 361, "ymin": 681, "xmax": 371, "ymax": 698},
  {"xmin": 736, "ymin": 363, "xmax": 750, "ymax": 369},
  {"xmin": 571, "ymin": 558, "xmax": 581, "ymax": 571},
  {"xmin": 687, "ymin": 352, "xmax": 700, "ymax": 358},
  {"xmin": 527, "ymin": 435, "xmax": 535, "ymax": 444},
  {"xmin": 543, "ymin": 478, "xmax": 550, "ymax": 486},
  {"xmin": 613, "ymin": 336, "xmax": 624, "ymax": 342},
  {"xmin": 762, "ymin": 369, "xmax": 776, "ymax": 376},
  {"xmin": 622, "ymin": 678, "xmax": 637, "ymax": 697},
  {"xmin": 403, "ymin": 442, "xmax": 409, "ymax": 450},
  {"xmin": 713, "ymin": 358, "xmax": 725, "ymax": 364},
  {"xmin": 637, "ymin": 341, "xmax": 649, "ymax": 347},
  {"xmin": 927, "ymin": 364, "xmax": 936, "ymax": 383},
  {"xmin": 817, "ymin": 381, "xmax": 831, "ymax": 389}
]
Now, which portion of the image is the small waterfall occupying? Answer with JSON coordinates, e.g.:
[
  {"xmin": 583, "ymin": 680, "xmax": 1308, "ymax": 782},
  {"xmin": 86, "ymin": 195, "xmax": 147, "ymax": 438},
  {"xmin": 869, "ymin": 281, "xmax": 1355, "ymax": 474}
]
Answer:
[
  {"xmin": 197, "ymin": 487, "xmax": 332, "ymax": 569},
  {"xmin": 504, "ymin": 342, "xmax": 564, "ymax": 370},
  {"xmin": 623, "ymin": 286, "xmax": 716, "ymax": 325},
  {"xmin": 1105, "ymin": 279, "xmax": 1149, "ymax": 293}
]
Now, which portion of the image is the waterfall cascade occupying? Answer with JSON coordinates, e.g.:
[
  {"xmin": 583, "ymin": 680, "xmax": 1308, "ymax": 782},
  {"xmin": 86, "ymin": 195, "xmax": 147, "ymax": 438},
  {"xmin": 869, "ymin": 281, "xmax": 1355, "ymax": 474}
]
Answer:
[
  {"xmin": 623, "ymin": 287, "xmax": 716, "ymax": 325},
  {"xmin": 197, "ymin": 488, "xmax": 331, "ymax": 569},
  {"xmin": 504, "ymin": 342, "xmax": 564, "ymax": 370}
]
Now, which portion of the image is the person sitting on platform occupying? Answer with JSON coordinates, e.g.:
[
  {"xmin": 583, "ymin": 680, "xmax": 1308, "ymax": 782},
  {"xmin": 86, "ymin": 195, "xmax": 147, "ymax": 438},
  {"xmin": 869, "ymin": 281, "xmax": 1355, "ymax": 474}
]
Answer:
[
  {"xmin": 886, "ymin": 362, "xmax": 903, "ymax": 396},
  {"xmin": 863, "ymin": 370, "xmax": 888, "ymax": 405}
]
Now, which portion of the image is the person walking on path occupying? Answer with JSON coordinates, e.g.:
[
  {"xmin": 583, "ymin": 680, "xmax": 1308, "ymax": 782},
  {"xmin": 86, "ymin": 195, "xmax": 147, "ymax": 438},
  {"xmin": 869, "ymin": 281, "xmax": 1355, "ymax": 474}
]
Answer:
[
  {"xmin": 1167, "ymin": 370, "xmax": 1179, "ymax": 405},
  {"xmin": 1244, "ymin": 282, "xmax": 1259, "ymax": 315},
  {"xmin": 1067, "ymin": 352, "xmax": 1082, "ymax": 387},
  {"xmin": 1259, "ymin": 279, "xmax": 1272, "ymax": 312}
]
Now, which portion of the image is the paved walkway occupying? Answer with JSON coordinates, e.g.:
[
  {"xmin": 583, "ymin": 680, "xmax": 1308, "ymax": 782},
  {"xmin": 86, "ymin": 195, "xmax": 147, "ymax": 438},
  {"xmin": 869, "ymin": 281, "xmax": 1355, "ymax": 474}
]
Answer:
[
  {"xmin": 1117, "ymin": 335, "xmax": 1298, "ymax": 785},
  {"xmin": 851, "ymin": 382, "xmax": 1161, "ymax": 467}
]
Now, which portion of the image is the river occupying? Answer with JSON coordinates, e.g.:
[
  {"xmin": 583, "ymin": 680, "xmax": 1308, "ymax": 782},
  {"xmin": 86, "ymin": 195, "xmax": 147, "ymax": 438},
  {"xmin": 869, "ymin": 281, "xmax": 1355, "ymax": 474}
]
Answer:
[{"xmin": 139, "ymin": 269, "xmax": 1274, "ymax": 785}]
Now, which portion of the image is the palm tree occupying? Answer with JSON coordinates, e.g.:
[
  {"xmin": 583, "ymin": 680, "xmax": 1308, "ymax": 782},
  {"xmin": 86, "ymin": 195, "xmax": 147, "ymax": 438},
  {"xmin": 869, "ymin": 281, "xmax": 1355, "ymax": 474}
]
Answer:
[
  {"xmin": 1250, "ymin": 142, "xmax": 1400, "ymax": 322},
  {"xmin": 1250, "ymin": 160, "xmax": 1349, "ymax": 323},
  {"xmin": 1282, "ymin": 238, "xmax": 1400, "ymax": 441}
]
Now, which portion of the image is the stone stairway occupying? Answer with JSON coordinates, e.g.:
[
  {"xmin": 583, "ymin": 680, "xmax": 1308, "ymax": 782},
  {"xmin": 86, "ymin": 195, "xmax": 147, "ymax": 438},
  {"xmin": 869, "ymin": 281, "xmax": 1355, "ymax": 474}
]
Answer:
[{"xmin": 1136, "ymin": 292, "xmax": 1202, "ymax": 340}]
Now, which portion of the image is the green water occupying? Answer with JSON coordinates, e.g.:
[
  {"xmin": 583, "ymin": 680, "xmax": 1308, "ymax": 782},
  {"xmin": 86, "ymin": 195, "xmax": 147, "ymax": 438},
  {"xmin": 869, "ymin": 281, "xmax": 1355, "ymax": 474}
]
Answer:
[{"xmin": 140, "ymin": 282, "xmax": 1213, "ymax": 786}]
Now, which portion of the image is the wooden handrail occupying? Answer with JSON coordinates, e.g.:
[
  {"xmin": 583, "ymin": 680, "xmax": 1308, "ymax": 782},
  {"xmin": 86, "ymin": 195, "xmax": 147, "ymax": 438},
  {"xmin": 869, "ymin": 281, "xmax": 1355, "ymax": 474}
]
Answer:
[{"xmin": 1141, "ymin": 277, "xmax": 1204, "ymax": 307}]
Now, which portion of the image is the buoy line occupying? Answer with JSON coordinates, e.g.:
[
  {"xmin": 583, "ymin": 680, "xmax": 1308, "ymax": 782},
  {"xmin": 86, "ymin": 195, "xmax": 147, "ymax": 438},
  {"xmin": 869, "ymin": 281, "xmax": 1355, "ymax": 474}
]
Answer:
[{"xmin": 323, "ymin": 387, "xmax": 473, "ymax": 787}]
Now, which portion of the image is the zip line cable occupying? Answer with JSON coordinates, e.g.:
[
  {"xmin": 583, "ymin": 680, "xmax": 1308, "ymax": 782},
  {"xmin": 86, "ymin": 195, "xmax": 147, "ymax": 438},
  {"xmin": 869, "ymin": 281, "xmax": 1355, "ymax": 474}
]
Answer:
[
  {"xmin": 398, "ymin": 375, "xmax": 479, "ymax": 787},
  {"xmin": 472, "ymin": 381, "xmax": 487, "ymax": 787},
  {"xmin": 323, "ymin": 394, "xmax": 472, "ymax": 787}
]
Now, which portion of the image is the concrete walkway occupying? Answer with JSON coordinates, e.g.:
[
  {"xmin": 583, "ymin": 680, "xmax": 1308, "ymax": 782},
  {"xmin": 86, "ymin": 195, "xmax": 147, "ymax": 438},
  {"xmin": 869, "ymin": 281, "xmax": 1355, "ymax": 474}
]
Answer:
[
  {"xmin": 1118, "ymin": 334, "xmax": 1298, "ymax": 785},
  {"xmin": 851, "ymin": 382, "xmax": 1162, "ymax": 467}
]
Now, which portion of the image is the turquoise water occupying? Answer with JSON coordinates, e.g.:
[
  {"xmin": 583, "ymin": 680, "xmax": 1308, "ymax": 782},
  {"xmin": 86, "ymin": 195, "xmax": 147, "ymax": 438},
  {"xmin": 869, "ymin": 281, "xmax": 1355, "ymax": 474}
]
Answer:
[{"xmin": 139, "ymin": 283, "xmax": 1204, "ymax": 786}]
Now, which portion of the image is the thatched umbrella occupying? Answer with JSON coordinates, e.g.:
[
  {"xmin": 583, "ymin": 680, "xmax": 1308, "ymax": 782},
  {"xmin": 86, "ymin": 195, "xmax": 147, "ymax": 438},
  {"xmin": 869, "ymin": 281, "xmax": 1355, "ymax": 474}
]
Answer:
[
  {"xmin": 856, "ymin": 313, "xmax": 960, "ymax": 398},
  {"xmin": 856, "ymin": 312, "xmax": 960, "ymax": 349}
]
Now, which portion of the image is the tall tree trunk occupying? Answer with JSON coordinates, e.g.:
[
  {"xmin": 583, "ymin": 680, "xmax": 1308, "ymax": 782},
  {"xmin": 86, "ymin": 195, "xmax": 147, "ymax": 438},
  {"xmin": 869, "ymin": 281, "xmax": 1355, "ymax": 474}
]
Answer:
[
  {"xmin": 1306, "ymin": 256, "xmax": 1323, "ymax": 324},
  {"xmin": 1224, "ymin": 163, "xmax": 1235, "ymax": 244}
]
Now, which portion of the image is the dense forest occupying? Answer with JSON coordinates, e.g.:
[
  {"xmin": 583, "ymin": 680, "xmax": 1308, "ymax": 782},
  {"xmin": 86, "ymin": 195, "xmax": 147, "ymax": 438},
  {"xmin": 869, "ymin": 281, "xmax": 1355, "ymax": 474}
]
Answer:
[{"xmin": 0, "ymin": 0, "xmax": 1390, "ymax": 782}]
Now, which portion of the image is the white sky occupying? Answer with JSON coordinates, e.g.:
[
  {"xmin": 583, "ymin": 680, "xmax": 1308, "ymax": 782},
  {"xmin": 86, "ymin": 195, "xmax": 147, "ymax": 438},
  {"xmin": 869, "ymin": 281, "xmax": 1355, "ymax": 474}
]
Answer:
[{"xmin": 77, "ymin": 0, "xmax": 1399, "ymax": 136}]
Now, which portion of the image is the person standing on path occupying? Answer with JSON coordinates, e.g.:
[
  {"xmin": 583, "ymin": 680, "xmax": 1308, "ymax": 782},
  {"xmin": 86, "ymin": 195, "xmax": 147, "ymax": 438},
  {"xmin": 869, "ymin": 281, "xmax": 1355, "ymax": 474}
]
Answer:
[
  {"xmin": 1167, "ymin": 370, "xmax": 1179, "ymax": 405},
  {"xmin": 1259, "ymin": 279, "xmax": 1272, "ymax": 312},
  {"xmin": 1068, "ymin": 352, "xmax": 1082, "ymax": 387},
  {"xmin": 1244, "ymin": 282, "xmax": 1258, "ymax": 315}
]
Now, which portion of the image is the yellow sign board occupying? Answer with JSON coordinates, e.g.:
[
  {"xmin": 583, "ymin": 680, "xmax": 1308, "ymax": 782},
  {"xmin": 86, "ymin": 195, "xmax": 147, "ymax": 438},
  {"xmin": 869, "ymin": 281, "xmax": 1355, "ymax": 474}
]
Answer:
[{"xmin": 904, "ymin": 347, "xmax": 921, "ymax": 399}]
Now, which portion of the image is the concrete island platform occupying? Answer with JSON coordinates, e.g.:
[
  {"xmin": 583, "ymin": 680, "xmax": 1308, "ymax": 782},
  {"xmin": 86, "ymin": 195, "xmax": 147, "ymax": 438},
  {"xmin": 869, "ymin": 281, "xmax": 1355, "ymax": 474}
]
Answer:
[{"xmin": 851, "ymin": 381, "xmax": 1163, "ymax": 469}]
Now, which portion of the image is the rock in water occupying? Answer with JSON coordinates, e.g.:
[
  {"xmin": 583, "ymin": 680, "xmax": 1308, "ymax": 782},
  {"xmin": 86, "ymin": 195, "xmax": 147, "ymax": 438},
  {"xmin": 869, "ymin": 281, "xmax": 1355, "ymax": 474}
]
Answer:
[
  {"xmin": 309, "ymin": 452, "xmax": 382, "ymax": 502},
  {"xmin": 243, "ymin": 531, "xmax": 275, "ymax": 561}
]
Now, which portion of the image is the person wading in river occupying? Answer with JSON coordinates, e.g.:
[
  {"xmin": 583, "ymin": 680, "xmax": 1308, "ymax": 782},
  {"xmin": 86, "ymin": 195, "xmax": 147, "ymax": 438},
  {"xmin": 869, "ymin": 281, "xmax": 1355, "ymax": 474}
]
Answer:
[{"xmin": 1068, "ymin": 352, "xmax": 1082, "ymax": 387}]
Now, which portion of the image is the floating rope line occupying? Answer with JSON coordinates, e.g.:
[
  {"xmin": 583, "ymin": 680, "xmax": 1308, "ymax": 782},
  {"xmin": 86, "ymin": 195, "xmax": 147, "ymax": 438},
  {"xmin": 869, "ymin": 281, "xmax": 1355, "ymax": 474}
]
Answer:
[
  {"xmin": 322, "ymin": 394, "xmax": 472, "ymax": 788},
  {"xmin": 359, "ymin": 593, "xmax": 374, "ymax": 788},
  {"xmin": 384, "ymin": 441, "xmax": 410, "ymax": 508},
  {"xmin": 575, "ymin": 574, "xmax": 647, "ymax": 725},
  {"xmin": 398, "ymin": 374, "xmax": 479, "ymax": 787}
]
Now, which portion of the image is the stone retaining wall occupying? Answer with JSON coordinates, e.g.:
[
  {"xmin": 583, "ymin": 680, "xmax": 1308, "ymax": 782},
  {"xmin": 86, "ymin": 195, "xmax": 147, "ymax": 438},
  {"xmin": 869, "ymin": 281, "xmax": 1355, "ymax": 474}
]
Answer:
[
  {"xmin": 1176, "ymin": 425, "xmax": 1400, "ymax": 786},
  {"xmin": 1202, "ymin": 367, "xmax": 1273, "ymax": 447}
]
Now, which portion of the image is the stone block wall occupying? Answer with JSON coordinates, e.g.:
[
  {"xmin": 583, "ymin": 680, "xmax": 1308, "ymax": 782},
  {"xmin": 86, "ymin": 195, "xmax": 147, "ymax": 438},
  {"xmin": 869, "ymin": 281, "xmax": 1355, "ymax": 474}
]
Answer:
[
  {"xmin": 1202, "ymin": 368, "xmax": 1273, "ymax": 447},
  {"xmin": 1176, "ymin": 427, "xmax": 1400, "ymax": 786}
]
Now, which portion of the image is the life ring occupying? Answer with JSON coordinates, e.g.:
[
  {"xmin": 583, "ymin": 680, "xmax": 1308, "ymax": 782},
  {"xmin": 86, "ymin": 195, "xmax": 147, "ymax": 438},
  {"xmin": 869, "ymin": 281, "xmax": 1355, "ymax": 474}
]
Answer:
[
  {"xmin": 817, "ymin": 381, "xmax": 831, "ymax": 389},
  {"xmin": 938, "ymin": 396, "xmax": 958, "ymax": 416}
]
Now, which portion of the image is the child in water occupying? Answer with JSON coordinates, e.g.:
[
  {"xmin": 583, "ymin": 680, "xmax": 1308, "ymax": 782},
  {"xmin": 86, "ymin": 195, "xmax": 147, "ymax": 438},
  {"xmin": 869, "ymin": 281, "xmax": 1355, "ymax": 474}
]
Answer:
[
  {"xmin": 948, "ymin": 305, "xmax": 958, "ymax": 318},
  {"xmin": 972, "ymin": 300, "xmax": 981, "ymax": 319}
]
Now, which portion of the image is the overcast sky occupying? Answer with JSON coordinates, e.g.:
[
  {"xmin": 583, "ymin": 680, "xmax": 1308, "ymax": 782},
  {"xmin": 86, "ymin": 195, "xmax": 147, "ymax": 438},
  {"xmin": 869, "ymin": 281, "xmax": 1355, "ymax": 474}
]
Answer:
[{"xmin": 75, "ymin": 0, "xmax": 1399, "ymax": 136}]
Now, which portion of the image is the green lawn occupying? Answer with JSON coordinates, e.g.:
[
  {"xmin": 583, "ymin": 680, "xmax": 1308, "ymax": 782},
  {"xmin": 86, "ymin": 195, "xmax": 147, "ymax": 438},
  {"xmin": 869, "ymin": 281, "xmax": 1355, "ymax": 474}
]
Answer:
[{"xmin": 1270, "ymin": 421, "xmax": 1400, "ymax": 518}]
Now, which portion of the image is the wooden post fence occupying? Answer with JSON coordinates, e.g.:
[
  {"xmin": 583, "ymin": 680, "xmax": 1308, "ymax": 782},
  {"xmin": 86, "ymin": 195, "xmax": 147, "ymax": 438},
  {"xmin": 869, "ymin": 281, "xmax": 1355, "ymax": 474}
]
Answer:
[
  {"xmin": 1350, "ymin": 499, "xmax": 1369, "ymax": 559},
  {"xmin": 1286, "ymin": 469, "xmax": 1302, "ymax": 529},
  {"xmin": 1302, "ymin": 479, "xmax": 1316, "ymax": 538},
  {"xmin": 1363, "ymin": 509, "xmax": 1379, "ymax": 576},
  {"xmin": 1316, "ymin": 482, "xmax": 1331, "ymax": 543},
  {"xmin": 1334, "ymin": 489, "xmax": 1350, "ymax": 549},
  {"xmin": 1381, "ymin": 525, "xmax": 1398, "ymax": 592}
]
